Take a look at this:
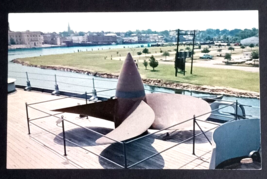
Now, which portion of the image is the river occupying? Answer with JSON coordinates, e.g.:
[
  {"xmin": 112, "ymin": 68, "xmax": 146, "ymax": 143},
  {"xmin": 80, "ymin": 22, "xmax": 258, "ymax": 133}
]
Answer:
[{"xmin": 7, "ymin": 44, "xmax": 260, "ymax": 118}]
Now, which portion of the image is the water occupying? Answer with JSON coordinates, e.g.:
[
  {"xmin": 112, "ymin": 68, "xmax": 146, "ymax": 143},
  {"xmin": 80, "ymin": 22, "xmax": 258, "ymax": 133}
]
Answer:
[
  {"xmin": 8, "ymin": 43, "xmax": 149, "ymax": 60},
  {"xmin": 8, "ymin": 45, "xmax": 260, "ymax": 118}
]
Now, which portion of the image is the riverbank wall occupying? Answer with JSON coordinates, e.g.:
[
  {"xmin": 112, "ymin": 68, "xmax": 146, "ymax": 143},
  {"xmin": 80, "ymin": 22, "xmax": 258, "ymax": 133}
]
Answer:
[{"xmin": 11, "ymin": 58, "xmax": 260, "ymax": 98}]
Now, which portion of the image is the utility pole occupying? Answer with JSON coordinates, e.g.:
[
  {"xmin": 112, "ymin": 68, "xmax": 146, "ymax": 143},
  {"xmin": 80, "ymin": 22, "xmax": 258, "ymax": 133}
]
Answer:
[
  {"xmin": 175, "ymin": 29, "xmax": 180, "ymax": 77},
  {"xmin": 190, "ymin": 30, "xmax": 196, "ymax": 74}
]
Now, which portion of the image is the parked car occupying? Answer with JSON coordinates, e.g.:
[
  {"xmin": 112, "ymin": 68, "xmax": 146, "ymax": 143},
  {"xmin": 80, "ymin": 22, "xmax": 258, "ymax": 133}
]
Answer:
[
  {"xmin": 200, "ymin": 54, "xmax": 213, "ymax": 59},
  {"xmin": 234, "ymin": 43, "xmax": 240, "ymax": 46},
  {"xmin": 245, "ymin": 59, "xmax": 259, "ymax": 66}
]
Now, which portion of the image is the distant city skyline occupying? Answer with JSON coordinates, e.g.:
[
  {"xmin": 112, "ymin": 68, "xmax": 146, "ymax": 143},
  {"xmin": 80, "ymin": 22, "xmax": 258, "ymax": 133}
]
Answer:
[{"xmin": 9, "ymin": 11, "xmax": 258, "ymax": 33}]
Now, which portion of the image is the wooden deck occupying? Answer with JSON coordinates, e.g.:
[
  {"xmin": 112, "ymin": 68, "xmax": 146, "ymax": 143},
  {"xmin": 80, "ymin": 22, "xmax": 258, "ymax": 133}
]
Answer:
[{"xmin": 7, "ymin": 88, "xmax": 218, "ymax": 169}]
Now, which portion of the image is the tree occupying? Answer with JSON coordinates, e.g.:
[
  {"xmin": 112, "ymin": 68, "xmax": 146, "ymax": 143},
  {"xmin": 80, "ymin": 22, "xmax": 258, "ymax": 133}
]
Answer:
[
  {"xmin": 201, "ymin": 47, "xmax": 210, "ymax": 54},
  {"xmin": 143, "ymin": 59, "xmax": 148, "ymax": 70},
  {"xmin": 185, "ymin": 47, "xmax": 191, "ymax": 51},
  {"xmin": 251, "ymin": 51, "xmax": 259, "ymax": 59},
  {"xmin": 241, "ymin": 45, "xmax": 246, "ymax": 52},
  {"xmin": 228, "ymin": 46, "xmax": 235, "ymax": 54},
  {"xmin": 149, "ymin": 55, "xmax": 158, "ymax": 71},
  {"xmin": 249, "ymin": 44, "xmax": 254, "ymax": 51},
  {"xmin": 224, "ymin": 53, "xmax": 231, "ymax": 64},
  {"xmin": 142, "ymin": 48, "xmax": 149, "ymax": 56},
  {"xmin": 137, "ymin": 52, "xmax": 142, "ymax": 59},
  {"xmin": 125, "ymin": 30, "xmax": 133, "ymax": 37},
  {"xmin": 78, "ymin": 31, "xmax": 85, "ymax": 36},
  {"xmin": 217, "ymin": 49, "xmax": 222, "ymax": 52},
  {"xmin": 162, "ymin": 51, "xmax": 170, "ymax": 60}
]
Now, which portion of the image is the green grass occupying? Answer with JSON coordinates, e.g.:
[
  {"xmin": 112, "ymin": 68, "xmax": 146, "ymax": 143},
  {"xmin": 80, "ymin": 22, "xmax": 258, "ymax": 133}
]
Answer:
[
  {"xmin": 19, "ymin": 46, "xmax": 259, "ymax": 92},
  {"xmin": 138, "ymin": 64, "xmax": 259, "ymax": 92}
]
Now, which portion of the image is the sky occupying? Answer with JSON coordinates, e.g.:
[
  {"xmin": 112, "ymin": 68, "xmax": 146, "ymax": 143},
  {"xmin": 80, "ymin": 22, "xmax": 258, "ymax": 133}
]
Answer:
[{"xmin": 8, "ymin": 11, "xmax": 258, "ymax": 33}]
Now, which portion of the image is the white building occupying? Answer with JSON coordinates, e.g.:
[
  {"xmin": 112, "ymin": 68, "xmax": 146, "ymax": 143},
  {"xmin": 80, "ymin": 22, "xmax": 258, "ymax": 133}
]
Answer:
[
  {"xmin": 123, "ymin": 36, "xmax": 138, "ymax": 43},
  {"xmin": 240, "ymin": 36, "xmax": 259, "ymax": 46},
  {"xmin": 8, "ymin": 30, "xmax": 43, "ymax": 47},
  {"xmin": 67, "ymin": 36, "xmax": 85, "ymax": 43}
]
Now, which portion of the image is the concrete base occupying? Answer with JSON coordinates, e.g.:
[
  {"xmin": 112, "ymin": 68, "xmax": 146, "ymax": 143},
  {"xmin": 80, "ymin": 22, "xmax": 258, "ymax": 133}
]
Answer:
[{"xmin": 8, "ymin": 78, "xmax": 16, "ymax": 93}]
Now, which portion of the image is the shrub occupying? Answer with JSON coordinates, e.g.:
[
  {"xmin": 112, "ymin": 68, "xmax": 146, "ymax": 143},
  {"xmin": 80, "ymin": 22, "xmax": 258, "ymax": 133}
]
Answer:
[
  {"xmin": 251, "ymin": 51, "xmax": 259, "ymax": 59},
  {"xmin": 149, "ymin": 55, "xmax": 158, "ymax": 71},
  {"xmin": 142, "ymin": 48, "xmax": 149, "ymax": 56},
  {"xmin": 225, "ymin": 53, "xmax": 231, "ymax": 61},
  {"xmin": 162, "ymin": 51, "xmax": 170, "ymax": 60},
  {"xmin": 201, "ymin": 47, "xmax": 210, "ymax": 53},
  {"xmin": 228, "ymin": 46, "xmax": 235, "ymax": 53},
  {"xmin": 185, "ymin": 47, "xmax": 191, "ymax": 51},
  {"xmin": 143, "ymin": 59, "xmax": 148, "ymax": 69}
]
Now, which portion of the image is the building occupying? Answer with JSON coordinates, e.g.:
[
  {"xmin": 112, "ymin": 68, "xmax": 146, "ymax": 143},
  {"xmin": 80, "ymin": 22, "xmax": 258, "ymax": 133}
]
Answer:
[
  {"xmin": 87, "ymin": 33, "xmax": 118, "ymax": 44},
  {"xmin": 148, "ymin": 34, "xmax": 164, "ymax": 43},
  {"xmin": 67, "ymin": 36, "xmax": 85, "ymax": 43},
  {"xmin": 240, "ymin": 36, "xmax": 259, "ymax": 46},
  {"xmin": 43, "ymin": 33, "xmax": 61, "ymax": 45},
  {"xmin": 8, "ymin": 30, "xmax": 43, "ymax": 47},
  {"xmin": 137, "ymin": 34, "xmax": 150, "ymax": 43},
  {"xmin": 122, "ymin": 36, "xmax": 138, "ymax": 43}
]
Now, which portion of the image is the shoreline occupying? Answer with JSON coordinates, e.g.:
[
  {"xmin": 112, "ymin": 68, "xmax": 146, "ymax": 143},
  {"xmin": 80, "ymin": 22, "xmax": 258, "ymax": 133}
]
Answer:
[{"xmin": 11, "ymin": 58, "xmax": 260, "ymax": 99}]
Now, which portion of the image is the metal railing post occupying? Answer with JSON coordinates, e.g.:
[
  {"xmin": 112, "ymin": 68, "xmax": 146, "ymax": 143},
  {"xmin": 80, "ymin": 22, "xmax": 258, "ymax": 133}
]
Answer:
[
  {"xmin": 192, "ymin": 115, "xmax": 195, "ymax": 155},
  {"xmin": 90, "ymin": 78, "xmax": 98, "ymax": 101},
  {"xmin": 62, "ymin": 117, "xmax": 67, "ymax": 156},
  {"xmin": 25, "ymin": 102, "xmax": 31, "ymax": 134},
  {"xmin": 52, "ymin": 74, "xmax": 60, "ymax": 95},
  {"xmin": 123, "ymin": 142, "xmax": 128, "ymax": 169},
  {"xmin": 235, "ymin": 100, "xmax": 238, "ymax": 120},
  {"xmin": 25, "ymin": 72, "xmax": 32, "ymax": 91},
  {"xmin": 85, "ymin": 92, "xmax": 88, "ymax": 119}
]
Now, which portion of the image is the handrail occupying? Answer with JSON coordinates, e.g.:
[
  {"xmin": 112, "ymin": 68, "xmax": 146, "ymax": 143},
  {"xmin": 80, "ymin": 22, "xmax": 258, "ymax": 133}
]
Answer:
[
  {"xmin": 27, "ymin": 88, "xmax": 116, "ymax": 106},
  {"xmin": 22, "ymin": 75, "xmax": 260, "ymax": 169},
  {"xmin": 127, "ymin": 125, "xmax": 218, "ymax": 169},
  {"xmin": 29, "ymin": 112, "xmax": 65, "ymax": 121},
  {"xmin": 125, "ymin": 103, "xmax": 234, "ymax": 144},
  {"xmin": 27, "ymin": 105, "xmax": 122, "ymax": 144},
  {"xmin": 29, "ymin": 121, "xmax": 124, "ymax": 168},
  {"xmin": 9, "ymin": 71, "xmax": 118, "ymax": 82}
]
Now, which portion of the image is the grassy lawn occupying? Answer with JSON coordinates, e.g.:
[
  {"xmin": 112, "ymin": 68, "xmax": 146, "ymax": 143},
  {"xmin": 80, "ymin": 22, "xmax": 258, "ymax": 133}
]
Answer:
[
  {"xmin": 138, "ymin": 64, "xmax": 259, "ymax": 92},
  {"xmin": 19, "ymin": 46, "xmax": 259, "ymax": 92}
]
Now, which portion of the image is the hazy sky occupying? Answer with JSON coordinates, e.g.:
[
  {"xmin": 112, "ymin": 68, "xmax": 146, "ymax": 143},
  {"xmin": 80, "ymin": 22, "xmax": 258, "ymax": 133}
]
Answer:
[{"xmin": 8, "ymin": 11, "xmax": 258, "ymax": 33}]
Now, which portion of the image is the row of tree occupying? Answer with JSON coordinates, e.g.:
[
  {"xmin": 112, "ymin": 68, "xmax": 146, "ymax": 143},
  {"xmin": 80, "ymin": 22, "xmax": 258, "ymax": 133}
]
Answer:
[
  {"xmin": 196, "ymin": 28, "xmax": 258, "ymax": 42},
  {"xmin": 57, "ymin": 28, "xmax": 258, "ymax": 43}
]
